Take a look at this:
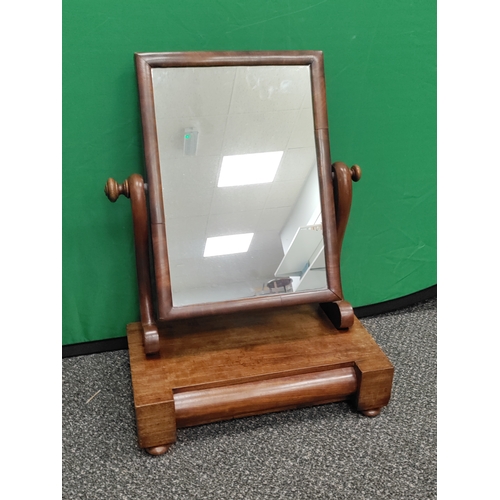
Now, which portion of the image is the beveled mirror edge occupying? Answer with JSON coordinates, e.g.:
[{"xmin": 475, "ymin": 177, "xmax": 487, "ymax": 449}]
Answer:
[{"xmin": 134, "ymin": 51, "xmax": 344, "ymax": 322}]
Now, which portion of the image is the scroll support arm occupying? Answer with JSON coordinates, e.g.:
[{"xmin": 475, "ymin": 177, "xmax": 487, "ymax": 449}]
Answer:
[
  {"xmin": 105, "ymin": 174, "xmax": 160, "ymax": 355},
  {"xmin": 321, "ymin": 163, "xmax": 362, "ymax": 329},
  {"xmin": 332, "ymin": 162, "xmax": 362, "ymax": 252}
]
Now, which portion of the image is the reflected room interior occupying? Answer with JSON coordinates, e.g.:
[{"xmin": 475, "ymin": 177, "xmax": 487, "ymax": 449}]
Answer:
[{"xmin": 153, "ymin": 65, "xmax": 327, "ymax": 307}]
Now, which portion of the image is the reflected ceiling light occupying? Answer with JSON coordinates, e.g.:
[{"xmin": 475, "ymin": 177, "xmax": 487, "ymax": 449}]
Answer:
[
  {"xmin": 203, "ymin": 233, "xmax": 254, "ymax": 257},
  {"xmin": 218, "ymin": 151, "xmax": 284, "ymax": 187}
]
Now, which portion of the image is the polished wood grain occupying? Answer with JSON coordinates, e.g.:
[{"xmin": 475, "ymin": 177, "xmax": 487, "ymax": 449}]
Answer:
[
  {"xmin": 320, "ymin": 299, "xmax": 354, "ymax": 329},
  {"xmin": 332, "ymin": 162, "xmax": 362, "ymax": 253},
  {"xmin": 127, "ymin": 304, "xmax": 394, "ymax": 454},
  {"xmin": 312, "ymin": 161, "xmax": 363, "ymax": 329},
  {"xmin": 174, "ymin": 367, "xmax": 357, "ymax": 428},
  {"xmin": 134, "ymin": 50, "xmax": 346, "ymax": 322},
  {"xmin": 105, "ymin": 175, "xmax": 159, "ymax": 354}
]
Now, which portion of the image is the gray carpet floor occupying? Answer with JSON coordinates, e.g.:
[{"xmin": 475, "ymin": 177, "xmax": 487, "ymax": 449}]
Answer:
[{"xmin": 62, "ymin": 298, "xmax": 436, "ymax": 500}]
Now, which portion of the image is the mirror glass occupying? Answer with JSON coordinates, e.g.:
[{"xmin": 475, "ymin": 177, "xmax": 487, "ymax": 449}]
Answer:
[{"xmin": 152, "ymin": 65, "xmax": 327, "ymax": 307}]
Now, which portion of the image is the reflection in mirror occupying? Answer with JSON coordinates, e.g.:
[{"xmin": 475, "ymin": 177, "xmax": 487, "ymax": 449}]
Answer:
[{"xmin": 152, "ymin": 65, "xmax": 327, "ymax": 307}]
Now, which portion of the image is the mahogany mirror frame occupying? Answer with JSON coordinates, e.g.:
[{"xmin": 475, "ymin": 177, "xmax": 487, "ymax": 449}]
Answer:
[{"xmin": 133, "ymin": 50, "xmax": 354, "ymax": 327}]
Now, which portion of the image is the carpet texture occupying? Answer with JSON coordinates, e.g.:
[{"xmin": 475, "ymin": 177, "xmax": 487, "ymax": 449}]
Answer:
[{"xmin": 62, "ymin": 298, "xmax": 436, "ymax": 499}]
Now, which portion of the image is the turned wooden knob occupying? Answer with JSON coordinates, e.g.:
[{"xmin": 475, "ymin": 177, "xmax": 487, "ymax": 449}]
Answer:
[
  {"xmin": 351, "ymin": 165, "xmax": 362, "ymax": 182},
  {"xmin": 104, "ymin": 178, "xmax": 130, "ymax": 202}
]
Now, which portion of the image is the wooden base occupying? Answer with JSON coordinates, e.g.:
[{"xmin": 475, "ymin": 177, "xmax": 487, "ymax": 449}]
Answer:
[{"xmin": 127, "ymin": 304, "xmax": 393, "ymax": 454}]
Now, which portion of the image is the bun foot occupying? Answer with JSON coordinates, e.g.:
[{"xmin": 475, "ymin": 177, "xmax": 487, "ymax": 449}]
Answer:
[
  {"xmin": 145, "ymin": 444, "xmax": 171, "ymax": 456},
  {"xmin": 361, "ymin": 408, "xmax": 382, "ymax": 417}
]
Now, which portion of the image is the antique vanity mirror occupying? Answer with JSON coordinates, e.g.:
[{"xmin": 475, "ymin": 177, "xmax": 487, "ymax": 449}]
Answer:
[{"xmin": 105, "ymin": 51, "xmax": 393, "ymax": 455}]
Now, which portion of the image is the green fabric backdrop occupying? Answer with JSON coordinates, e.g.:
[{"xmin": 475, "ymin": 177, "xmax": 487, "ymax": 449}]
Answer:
[{"xmin": 63, "ymin": 0, "xmax": 436, "ymax": 345}]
